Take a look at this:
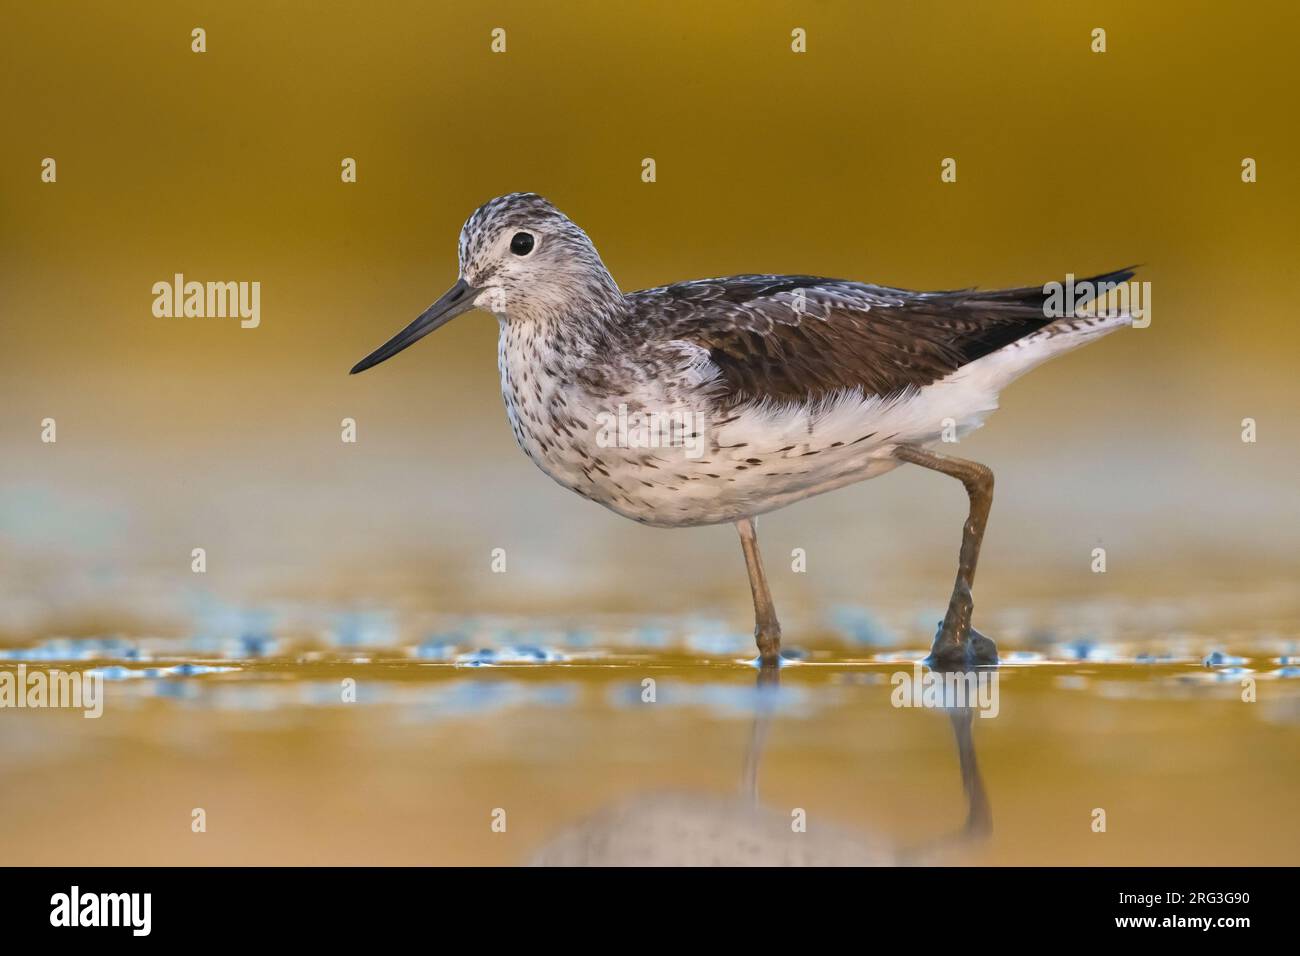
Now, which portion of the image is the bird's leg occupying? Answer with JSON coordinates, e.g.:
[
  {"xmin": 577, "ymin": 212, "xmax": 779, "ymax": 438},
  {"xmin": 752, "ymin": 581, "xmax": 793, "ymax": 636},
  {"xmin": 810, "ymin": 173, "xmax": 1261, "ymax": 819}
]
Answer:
[
  {"xmin": 894, "ymin": 444, "xmax": 999, "ymax": 666},
  {"xmin": 735, "ymin": 517, "xmax": 782, "ymax": 667}
]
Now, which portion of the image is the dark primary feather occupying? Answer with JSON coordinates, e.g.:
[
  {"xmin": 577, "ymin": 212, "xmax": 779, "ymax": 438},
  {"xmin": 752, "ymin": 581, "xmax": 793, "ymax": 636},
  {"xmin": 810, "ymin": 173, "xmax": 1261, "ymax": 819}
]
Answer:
[{"xmin": 627, "ymin": 268, "xmax": 1136, "ymax": 405}]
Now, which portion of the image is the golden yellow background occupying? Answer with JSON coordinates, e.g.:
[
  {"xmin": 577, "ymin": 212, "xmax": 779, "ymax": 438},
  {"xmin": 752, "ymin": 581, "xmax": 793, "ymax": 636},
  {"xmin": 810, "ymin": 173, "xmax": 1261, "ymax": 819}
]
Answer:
[{"xmin": 4, "ymin": 2, "xmax": 1298, "ymax": 640}]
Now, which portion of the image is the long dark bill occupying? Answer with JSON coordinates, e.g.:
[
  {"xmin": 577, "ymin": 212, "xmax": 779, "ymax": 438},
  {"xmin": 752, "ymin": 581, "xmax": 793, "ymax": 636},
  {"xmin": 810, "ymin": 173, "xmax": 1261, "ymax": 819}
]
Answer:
[{"xmin": 350, "ymin": 278, "xmax": 478, "ymax": 374}]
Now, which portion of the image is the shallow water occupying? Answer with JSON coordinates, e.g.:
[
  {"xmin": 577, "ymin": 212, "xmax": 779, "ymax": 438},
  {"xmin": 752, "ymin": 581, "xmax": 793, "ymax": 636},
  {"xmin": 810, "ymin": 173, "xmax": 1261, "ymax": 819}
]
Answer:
[{"xmin": 2, "ymin": 608, "xmax": 1297, "ymax": 866}]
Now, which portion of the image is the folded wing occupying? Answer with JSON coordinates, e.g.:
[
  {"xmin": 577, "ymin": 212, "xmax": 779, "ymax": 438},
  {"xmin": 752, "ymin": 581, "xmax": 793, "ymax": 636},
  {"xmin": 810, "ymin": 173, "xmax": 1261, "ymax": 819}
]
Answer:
[{"xmin": 629, "ymin": 269, "xmax": 1136, "ymax": 406}]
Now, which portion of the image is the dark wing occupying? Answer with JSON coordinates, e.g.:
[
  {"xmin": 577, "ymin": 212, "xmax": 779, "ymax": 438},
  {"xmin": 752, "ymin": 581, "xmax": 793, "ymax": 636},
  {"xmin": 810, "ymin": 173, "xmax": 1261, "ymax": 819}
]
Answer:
[{"xmin": 628, "ymin": 269, "xmax": 1136, "ymax": 406}]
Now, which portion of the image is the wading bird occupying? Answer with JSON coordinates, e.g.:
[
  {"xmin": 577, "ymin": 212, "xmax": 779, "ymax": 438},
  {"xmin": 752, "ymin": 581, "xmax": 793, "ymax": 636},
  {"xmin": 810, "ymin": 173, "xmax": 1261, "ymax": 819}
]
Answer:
[{"xmin": 352, "ymin": 193, "xmax": 1133, "ymax": 667}]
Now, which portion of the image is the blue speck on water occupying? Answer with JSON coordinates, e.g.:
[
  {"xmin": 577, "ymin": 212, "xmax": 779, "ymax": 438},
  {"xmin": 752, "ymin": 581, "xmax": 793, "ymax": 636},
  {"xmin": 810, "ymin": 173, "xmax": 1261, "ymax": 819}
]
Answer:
[
  {"xmin": 454, "ymin": 645, "xmax": 568, "ymax": 667},
  {"xmin": 239, "ymin": 634, "xmax": 275, "ymax": 658},
  {"xmin": 1060, "ymin": 639, "xmax": 1096, "ymax": 660},
  {"xmin": 458, "ymin": 649, "xmax": 495, "ymax": 667},
  {"xmin": 90, "ymin": 666, "xmax": 139, "ymax": 681},
  {"xmin": 167, "ymin": 663, "xmax": 236, "ymax": 677},
  {"xmin": 1203, "ymin": 651, "xmax": 1246, "ymax": 668},
  {"xmin": 87, "ymin": 662, "xmax": 238, "ymax": 682},
  {"xmin": 1055, "ymin": 639, "xmax": 1125, "ymax": 662},
  {"xmin": 0, "ymin": 635, "xmax": 146, "ymax": 662},
  {"xmin": 1273, "ymin": 667, "xmax": 1300, "ymax": 679}
]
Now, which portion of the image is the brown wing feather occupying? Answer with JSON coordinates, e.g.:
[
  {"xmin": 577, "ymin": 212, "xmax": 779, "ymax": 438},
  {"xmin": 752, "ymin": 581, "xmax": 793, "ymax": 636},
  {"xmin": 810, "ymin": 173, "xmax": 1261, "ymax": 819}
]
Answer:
[{"xmin": 628, "ymin": 270, "xmax": 1134, "ymax": 406}]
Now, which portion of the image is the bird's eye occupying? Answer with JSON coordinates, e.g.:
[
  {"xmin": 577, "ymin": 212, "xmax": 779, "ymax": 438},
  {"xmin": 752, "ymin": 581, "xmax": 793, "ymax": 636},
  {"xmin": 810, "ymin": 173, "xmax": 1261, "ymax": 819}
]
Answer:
[{"xmin": 510, "ymin": 232, "xmax": 535, "ymax": 256}]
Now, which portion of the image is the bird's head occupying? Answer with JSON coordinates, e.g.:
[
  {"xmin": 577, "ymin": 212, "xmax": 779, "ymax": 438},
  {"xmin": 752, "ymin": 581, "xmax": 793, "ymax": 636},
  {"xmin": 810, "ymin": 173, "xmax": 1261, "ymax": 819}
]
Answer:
[{"xmin": 351, "ymin": 192, "xmax": 620, "ymax": 374}]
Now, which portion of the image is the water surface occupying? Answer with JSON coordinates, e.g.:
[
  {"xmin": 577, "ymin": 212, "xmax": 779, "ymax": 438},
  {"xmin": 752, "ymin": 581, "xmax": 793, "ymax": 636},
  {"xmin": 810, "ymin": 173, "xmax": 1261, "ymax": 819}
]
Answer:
[{"xmin": 2, "ymin": 608, "xmax": 1296, "ymax": 866}]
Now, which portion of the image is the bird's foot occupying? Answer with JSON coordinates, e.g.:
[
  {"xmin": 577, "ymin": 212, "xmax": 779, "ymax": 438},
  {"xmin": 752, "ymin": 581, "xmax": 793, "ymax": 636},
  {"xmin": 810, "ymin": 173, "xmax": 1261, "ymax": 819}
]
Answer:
[
  {"xmin": 927, "ymin": 623, "xmax": 998, "ymax": 669},
  {"xmin": 755, "ymin": 625, "xmax": 782, "ymax": 669}
]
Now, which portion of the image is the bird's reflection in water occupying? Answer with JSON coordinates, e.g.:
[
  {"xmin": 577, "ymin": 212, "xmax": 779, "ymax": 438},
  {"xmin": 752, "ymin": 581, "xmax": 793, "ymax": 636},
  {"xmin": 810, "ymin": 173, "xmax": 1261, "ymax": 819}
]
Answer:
[{"xmin": 532, "ymin": 663, "xmax": 992, "ymax": 866}]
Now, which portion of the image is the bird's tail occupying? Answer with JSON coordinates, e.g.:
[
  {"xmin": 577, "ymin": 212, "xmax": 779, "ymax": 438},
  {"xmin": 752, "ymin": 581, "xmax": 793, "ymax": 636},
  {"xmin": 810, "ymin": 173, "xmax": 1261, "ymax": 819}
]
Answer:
[
  {"xmin": 952, "ymin": 266, "xmax": 1142, "ymax": 391},
  {"xmin": 957, "ymin": 266, "xmax": 1139, "ymax": 315}
]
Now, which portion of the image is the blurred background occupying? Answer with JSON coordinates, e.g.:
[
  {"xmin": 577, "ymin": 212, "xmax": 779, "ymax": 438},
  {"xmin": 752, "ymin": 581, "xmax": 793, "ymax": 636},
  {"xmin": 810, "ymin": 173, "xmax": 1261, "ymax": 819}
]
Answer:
[{"xmin": 1, "ymin": 2, "xmax": 1297, "ymax": 865}]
